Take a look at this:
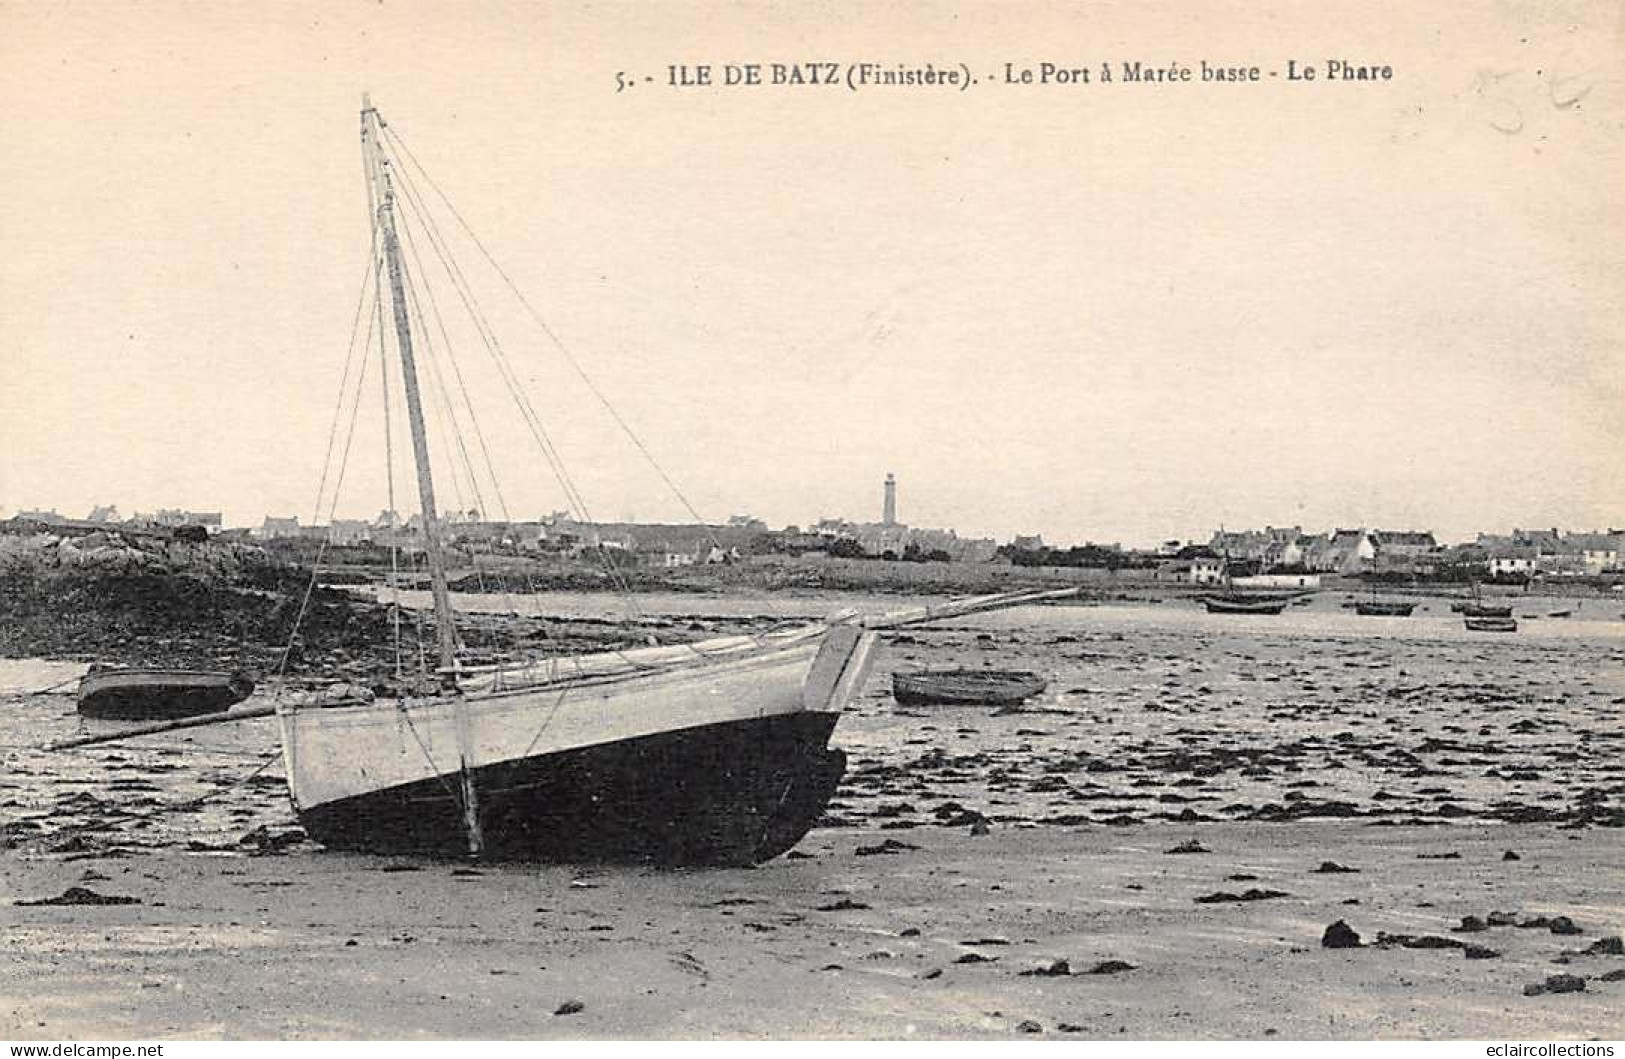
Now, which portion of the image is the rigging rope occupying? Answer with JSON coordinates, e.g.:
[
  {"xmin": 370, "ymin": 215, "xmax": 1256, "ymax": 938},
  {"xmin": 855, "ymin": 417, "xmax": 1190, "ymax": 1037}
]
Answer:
[
  {"xmin": 394, "ymin": 201, "xmax": 512, "ymax": 526},
  {"xmin": 273, "ymin": 242, "xmax": 381, "ymax": 686},
  {"xmin": 383, "ymin": 124, "xmax": 725, "ymax": 557},
  {"xmin": 392, "ymin": 173, "xmax": 583, "ymax": 640},
  {"xmin": 384, "ymin": 143, "xmax": 642, "ymax": 608},
  {"xmin": 394, "ymin": 213, "xmax": 538, "ymax": 649},
  {"xmin": 396, "ymin": 251, "xmax": 532, "ymax": 632},
  {"xmin": 312, "ymin": 246, "xmax": 380, "ymax": 540}
]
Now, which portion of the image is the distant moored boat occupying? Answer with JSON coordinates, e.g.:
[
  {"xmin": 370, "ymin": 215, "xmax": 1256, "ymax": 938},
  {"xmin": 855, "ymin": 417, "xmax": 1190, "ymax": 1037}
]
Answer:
[
  {"xmin": 1355, "ymin": 599, "xmax": 1417, "ymax": 617},
  {"xmin": 1198, "ymin": 593, "xmax": 1292, "ymax": 615},
  {"xmin": 1455, "ymin": 582, "xmax": 1512, "ymax": 619}
]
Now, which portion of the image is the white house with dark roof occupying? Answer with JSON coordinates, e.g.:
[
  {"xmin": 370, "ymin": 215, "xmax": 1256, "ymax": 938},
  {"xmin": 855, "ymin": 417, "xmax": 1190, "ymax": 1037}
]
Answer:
[
  {"xmin": 1564, "ymin": 531, "xmax": 1623, "ymax": 574},
  {"xmin": 1486, "ymin": 543, "xmax": 1537, "ymax": 578}
]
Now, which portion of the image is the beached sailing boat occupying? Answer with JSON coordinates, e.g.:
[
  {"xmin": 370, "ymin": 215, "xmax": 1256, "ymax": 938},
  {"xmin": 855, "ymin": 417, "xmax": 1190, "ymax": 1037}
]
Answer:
[
  {"xmin": 52, "ymin": 97, "xmax": 1081, "ymax": 868},
  {"xmin": 270, "ymin": 97, "xmax": 874, "ymax": 865},
  {"xmin": 46, "ymin": 99, "xmax": 1082, "ymax": 863}
]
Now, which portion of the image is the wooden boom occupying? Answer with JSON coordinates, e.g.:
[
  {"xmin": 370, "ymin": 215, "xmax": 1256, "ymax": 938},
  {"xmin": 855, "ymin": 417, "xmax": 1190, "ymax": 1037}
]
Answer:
[
  {"xmin": 862, "ymin": 586, "xmax": 1085, "ymax": 630},
  {"xmin": 45, "ymin": 703, "xmax": 279, "ymax": 752}
]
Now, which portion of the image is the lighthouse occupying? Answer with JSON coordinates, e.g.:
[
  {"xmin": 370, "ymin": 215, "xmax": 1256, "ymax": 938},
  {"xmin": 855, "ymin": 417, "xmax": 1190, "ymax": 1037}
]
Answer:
[{"xmin": 882, "ymin": 472, "xmax": 897, "ymax": 527}]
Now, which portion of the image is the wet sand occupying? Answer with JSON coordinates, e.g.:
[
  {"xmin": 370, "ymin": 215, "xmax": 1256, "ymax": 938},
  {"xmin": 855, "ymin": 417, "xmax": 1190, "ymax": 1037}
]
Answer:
[
  {"xmin": 2, "ymin": 824, "xmax": 1621, "ymax": 1039},
  {"xmin": 3, "ymin": 592, "xmax": 1622, "ymax": 1038}
]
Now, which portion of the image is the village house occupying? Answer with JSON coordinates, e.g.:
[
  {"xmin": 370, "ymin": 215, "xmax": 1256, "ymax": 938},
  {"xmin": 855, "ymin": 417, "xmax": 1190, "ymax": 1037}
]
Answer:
[
  {"xmin": 1262, "ymin": 532, "xmax": 1314, "ymax": 570},
  {"xmin": 1566, "ymin": 531, "xmax": 1624, "ymax": 574},
  {"xmin": 1209, "ymin": 526, "xmax": 1315, "ymax": 569},
  {"xmin": 140, "ymin": 509, "xmax": 224, "ymax": 533},
  {"xmin": 326, "ymin": 519, "xmax": 374, "ymax": 546},
  {"xmin": 1306, "ymin": 529, "xmax": 1376, "ymax": 573},
  {"xmin": 1534, "ymin": 543, "xmax": 1587, "ymax": 577},
  {"xmin": 1209, "ymin": 528, "xmax": 1269, "ymax": 561},
  {"xmin": 252, "ymin": 516, "xmax": 303, "ymax": 540},
  {"xmin": 1151, "ymin": 559, "xmax": 1193, "ymax": 583},
  {"xmin": 1369, "ymin": 529, "xmax": 1437, "ymax": 559},
  {"xmin": 1487, "ymin": 547, "xmax": 1537, "ymax": 579},
  {"xmin": 1190, "ymin": 556, "xmax": 1226, "ymax": 585},
  {"xmin": 811, "ymin": 515, "xmax": 991, "ymax": 561},
  {"xmin": 640, "ymin": 534, "xmax": 741, "ymax": 568},
  {"xmin": 1476, "ymin": 529, "xmax": 1575, "ymax": 578}
]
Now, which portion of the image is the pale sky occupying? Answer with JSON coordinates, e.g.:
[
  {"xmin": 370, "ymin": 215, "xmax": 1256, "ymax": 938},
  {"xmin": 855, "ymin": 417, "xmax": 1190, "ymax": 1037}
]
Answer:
[{"xmin": 2, "ymin": 1, "xmax": 1621, "ymax": 546}]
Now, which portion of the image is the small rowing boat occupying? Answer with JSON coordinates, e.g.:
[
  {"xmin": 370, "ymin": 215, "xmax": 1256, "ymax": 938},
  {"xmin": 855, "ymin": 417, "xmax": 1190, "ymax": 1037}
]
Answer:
[
  {"xmin": 893, "ymin": 669, "xmax": 1047, "ymax": 707},
  {"xmin": 1464, "ymin": 616, "xmax": 1518, "ymax": 633},
  {"xmin": 77, "ymin": 667, "xmax": 256, "ymax": 720},
  {"xmin": 1355, "ymin": 599, "xmax": 1417, "ymax": 617},
  {"xmin": 1198, "ymin": 593, "xmax": 1291, "ymax": 615}
]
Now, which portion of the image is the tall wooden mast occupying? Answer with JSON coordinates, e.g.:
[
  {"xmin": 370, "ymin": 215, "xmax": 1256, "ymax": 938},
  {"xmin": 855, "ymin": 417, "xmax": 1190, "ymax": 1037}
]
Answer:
[
  {"xmin": 362, "ymin": 96, "xmax": 483, "ymax": 856},
  {"xmin": 361, "ymin": 97, "xmax": 458, "ymax": 673}
]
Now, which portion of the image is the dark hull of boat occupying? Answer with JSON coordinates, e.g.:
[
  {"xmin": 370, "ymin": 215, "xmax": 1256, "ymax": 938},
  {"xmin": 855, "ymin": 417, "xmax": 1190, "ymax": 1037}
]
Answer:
[
  {"xmin": 1355, "ymin": 601, "xmax": 1417, "ymax": 617},
  {"xmin": 1465, "ymin": 617, "xmax": 1518, "ymax": 632},
  {"xmin": 1458, "ymin": 603, "xmax": 1513, "ymax": 618},
  {"xmin": 892, "ymin": 670, "xmax": 1047, "ymax": 707},
  {"xmin": 1199, "ymin": 596, "xmax": 1288, "ymax": 615},
  {"xmin": 77, "ymin": 670, "xmax": 254, "ymax": 720},
  {"xmin": 296, "ymin": 711, "xmax": 844, "ymax": 866}
]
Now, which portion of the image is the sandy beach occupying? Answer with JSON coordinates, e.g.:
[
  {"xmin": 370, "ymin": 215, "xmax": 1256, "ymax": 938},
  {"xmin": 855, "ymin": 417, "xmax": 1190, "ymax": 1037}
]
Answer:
[
  {"xmin": 2, "ymin": 823, "xmax": 1621, "ymax": 1039},
  {"xmin": 4, "ymin": 591, "xmax": 1623, "ymax": 1039},
  {"xmin": 5, "ymin": 0, "xmax": 1622, "ymax": 1039}
]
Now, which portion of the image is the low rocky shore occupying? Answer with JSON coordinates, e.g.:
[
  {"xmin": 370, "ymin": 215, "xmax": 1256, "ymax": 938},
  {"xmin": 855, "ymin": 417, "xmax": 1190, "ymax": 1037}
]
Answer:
[{"xmin": 0, "ymin": 564, "xmax": 767, "ymax": 688}]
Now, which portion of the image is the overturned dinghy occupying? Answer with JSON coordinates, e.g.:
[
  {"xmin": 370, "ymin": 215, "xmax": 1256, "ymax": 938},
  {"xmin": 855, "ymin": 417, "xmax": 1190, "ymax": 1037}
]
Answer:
[
  {"xmin": 893, "ymin": 668, "xmax": 1047, "ymax": 707},
  {"xmin": 77, "ymin": 667, "xmax": 255, "ymax": 720}
]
